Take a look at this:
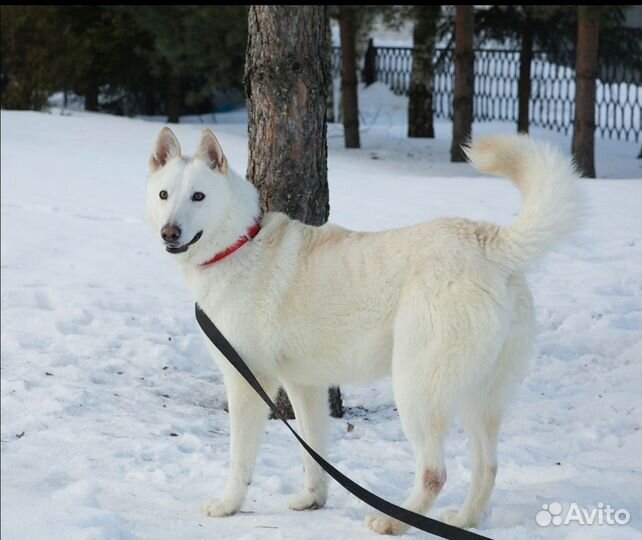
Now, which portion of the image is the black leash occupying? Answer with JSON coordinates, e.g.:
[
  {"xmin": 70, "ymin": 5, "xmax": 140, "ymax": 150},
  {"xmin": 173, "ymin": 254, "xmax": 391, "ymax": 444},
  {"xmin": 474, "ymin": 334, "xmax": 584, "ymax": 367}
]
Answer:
[{"xmin": 195, "ymin": 304, "xmax": 492, "ymax": 540}]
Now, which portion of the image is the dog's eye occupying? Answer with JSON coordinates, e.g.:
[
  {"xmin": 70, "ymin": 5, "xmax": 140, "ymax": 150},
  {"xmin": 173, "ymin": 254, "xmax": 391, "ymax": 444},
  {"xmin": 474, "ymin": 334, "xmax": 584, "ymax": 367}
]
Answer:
[
  {"xmin": 192, "ymin": 192, "xmax": 205, "ymax": 202},
  {"xmin": 159, "ymin": 190, "xmax": 168, "ymax": 200}
]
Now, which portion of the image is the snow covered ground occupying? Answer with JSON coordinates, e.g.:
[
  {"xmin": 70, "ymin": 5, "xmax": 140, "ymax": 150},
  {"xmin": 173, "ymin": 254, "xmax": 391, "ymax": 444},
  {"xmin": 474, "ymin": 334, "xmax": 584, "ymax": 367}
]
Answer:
[{"xmin": 1, "ymin": 85, "xmax": 640, "ymax": 540}]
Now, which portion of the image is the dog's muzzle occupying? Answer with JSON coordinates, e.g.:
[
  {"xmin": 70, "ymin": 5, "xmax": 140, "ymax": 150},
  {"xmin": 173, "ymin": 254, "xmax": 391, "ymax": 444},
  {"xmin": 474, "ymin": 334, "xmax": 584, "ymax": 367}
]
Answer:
[{"xmin": 166, "ymin": 231, "xmax": 203, "ymax": 254}]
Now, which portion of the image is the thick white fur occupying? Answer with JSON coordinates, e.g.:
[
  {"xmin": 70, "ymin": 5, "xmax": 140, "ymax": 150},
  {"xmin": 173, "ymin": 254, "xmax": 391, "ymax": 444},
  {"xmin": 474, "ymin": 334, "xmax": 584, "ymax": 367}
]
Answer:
[{"xmin": 145, "ymin": 130, "xmax": 582, "ymax": 534}]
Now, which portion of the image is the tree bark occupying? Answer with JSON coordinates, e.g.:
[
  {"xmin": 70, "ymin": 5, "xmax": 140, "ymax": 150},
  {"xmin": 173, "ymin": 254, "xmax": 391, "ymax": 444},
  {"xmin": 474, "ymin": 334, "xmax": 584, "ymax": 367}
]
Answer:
[
  {"xmin": 572, "ymin": 6, "xmax": 599, "ymax": 178},
  {"xmin": 166, "ymin": 74, "xmax": 181, "ymax": 124},
  {"xmin": 408, "ymin": 6, "xmax": 440, "ymax": 138},
  {"xmin": 326, "ymin": 14, "xmax": 335, "ymax": 123},
  {"xmin": 245, "ymin": 6, "xmax": 343, "ymax": 419},
  {"xmin": 451, "ymin": 5, "xmax": 474, "ymax": 162},
  {"xmin": 517, "ymin": 16, "xmax": 533, "ymax": 133},
  {"xmin": 338, "ymin": 6, "xmax": 360, "ymax": 148}
]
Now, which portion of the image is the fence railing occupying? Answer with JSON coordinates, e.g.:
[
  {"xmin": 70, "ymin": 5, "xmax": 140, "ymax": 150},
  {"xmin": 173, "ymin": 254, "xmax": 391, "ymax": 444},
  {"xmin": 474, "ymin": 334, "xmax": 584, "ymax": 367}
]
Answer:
[{"xmin": 331, "ymin": 46, "xmax": 641, "ymax": 143}]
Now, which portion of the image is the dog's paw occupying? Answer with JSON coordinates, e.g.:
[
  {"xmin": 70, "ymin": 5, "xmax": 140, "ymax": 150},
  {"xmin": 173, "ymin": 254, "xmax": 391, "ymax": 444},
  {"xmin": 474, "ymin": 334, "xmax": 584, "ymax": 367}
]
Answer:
[
  {"xmin": 440, "ymin": 509, "xmax": 478, "ymax": 529},
  {"xmin": 365, "ymin": 513, "xmax": 408, "ymax": 535},
  {"xmin": 202, "ymin": 498, "xmax": 240, "ymax": 518},
  {"xmin": 288, "ymin": 489, "xmax": 327, "ymax": 511}
]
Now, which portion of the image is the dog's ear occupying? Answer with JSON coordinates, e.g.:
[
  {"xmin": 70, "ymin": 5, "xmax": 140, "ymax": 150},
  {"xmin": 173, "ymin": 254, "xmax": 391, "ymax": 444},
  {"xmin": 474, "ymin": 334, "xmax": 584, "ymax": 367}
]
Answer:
[
  {"xmin": 195, "ymin": 129, "xmax": 228, "ymax": 175},
  {"xmin": 150, "ymin": 127, "xmax": 181, "ymax": 172}
]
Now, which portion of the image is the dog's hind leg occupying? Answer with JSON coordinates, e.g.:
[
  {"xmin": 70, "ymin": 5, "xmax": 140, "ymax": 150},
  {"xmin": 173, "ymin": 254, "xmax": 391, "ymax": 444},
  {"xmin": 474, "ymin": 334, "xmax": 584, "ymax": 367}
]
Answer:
[
  {"xmin": 441, "ymin": 400, "xmax": 501, "ymax": 529},
  {"xmin": 282, "ymin": 382, "xmax": 329, "ymax": 511},
  {"xmin": 442, "ymin": 282, "xmax": 534, "ymax": 528},
  {"xmin": 365, "ymin": 340, "xmax": 452, "ymax": 535},
  {"xmin": 203, "ymin": 363, "xmax": 278, "ymax": 518}
]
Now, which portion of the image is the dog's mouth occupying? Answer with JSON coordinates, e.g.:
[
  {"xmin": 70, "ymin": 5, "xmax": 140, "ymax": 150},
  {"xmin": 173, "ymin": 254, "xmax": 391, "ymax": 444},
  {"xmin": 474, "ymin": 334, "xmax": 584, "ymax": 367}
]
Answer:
[{"xmin": 166, "ymin": 231, "xmax": 203, "ymax": 254}]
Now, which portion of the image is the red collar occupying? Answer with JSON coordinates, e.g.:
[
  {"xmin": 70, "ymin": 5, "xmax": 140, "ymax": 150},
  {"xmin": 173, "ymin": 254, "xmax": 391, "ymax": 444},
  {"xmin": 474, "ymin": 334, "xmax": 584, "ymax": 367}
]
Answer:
[{"xmin": 199, "ymin": 220, "xmax": 261, "ymax": 267}]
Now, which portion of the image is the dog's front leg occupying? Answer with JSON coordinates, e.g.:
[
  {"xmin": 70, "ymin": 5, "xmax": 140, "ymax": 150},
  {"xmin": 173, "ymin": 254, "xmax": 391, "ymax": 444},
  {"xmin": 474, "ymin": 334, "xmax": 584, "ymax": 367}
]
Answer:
[
  {"xmin": 282, "ymin": 382, "xmax": 329, "ymax": 511},
  {"xmin": 203, "ymin": 365, "xmax": 278, "ymax": 517}
]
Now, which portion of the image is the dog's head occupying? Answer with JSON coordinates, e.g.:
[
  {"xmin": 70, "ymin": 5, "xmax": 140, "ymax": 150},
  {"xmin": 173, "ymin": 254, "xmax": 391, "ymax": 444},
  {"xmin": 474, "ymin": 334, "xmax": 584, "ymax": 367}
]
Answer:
[{"xmin": 145, "ymin": 127, "xmax": 244, "ymax": 265}]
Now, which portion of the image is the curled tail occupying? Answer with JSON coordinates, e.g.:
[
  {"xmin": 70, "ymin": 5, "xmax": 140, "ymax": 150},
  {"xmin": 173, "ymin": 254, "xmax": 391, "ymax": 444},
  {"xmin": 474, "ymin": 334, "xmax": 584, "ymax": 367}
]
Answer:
[{"xmin": 465, "ymin": 135, "xmax": 585, "ymax": 272}]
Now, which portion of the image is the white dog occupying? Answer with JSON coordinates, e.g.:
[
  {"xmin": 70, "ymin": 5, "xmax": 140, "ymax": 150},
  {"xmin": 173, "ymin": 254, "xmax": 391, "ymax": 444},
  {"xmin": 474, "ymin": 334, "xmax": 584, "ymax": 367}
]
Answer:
[{"xmin": 145, "ymin": 128, "xmax": 581, "ymax": 534}]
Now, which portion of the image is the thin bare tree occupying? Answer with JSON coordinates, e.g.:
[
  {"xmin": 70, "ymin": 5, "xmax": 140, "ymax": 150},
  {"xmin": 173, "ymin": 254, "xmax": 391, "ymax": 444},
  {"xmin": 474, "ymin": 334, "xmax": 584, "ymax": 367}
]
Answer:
[
  {"xmin": 338, "ymin": 6, "xmax": 360, "ymax": 148},
  {"xmin": 451, "ymin": 5, "xmax": 474, "ymax": 162},
  {"xmin": 408, "ymin": 6, "xmax": 440, "ymax": 138},
  {"xmin": 572, "ymin": 5, "xmax": 600, "ymax": 178}
]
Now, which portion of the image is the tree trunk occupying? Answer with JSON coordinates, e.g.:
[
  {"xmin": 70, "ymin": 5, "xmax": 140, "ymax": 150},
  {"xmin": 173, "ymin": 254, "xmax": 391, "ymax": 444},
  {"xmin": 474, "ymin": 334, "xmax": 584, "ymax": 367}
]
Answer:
[
  {"xmin": 451, "ymin": 5, "xmax": 474, "ymax": 162},
  {"xmin": 84, "ymin": 81, "xmax": 98, "ymax": 112},
  {"xmin": 517, "ymin": 17, "xmax": 533, "ymax": 133},
  {"xmin": 245, "ymin": 5, "xmax": 343, "ymax": 419},
  {"xmin": 338, "ymin": 6, "xmax": 360, "ymax": 148},
  {"xmin": 144, "ymin": 88, "xmax": 157, "ymax": 116},
  {"xmin": 166, "ymin": 75, "xmax": 181, "ymax": 124},
  {"xmin": 408, "ymin": 6, "xmax": 439, "ymax": 138},
  {"xmin": 572, "ymin": 6, "xmax": 599, "ymax": 178}
]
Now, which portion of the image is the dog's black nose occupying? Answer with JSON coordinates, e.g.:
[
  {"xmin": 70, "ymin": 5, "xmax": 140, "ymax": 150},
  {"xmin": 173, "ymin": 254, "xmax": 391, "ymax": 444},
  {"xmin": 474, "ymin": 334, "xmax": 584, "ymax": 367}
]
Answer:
[{"xmin": 161, "ymin": 224, "xmax": 182, "ymax": 243}]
